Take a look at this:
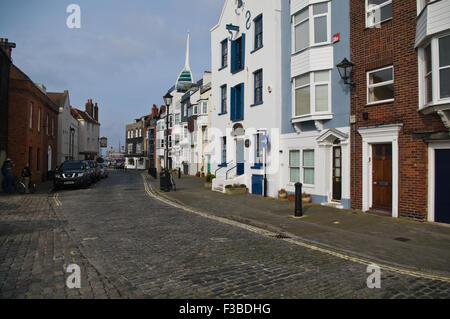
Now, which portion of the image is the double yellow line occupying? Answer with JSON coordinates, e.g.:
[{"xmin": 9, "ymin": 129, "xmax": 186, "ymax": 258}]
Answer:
[
  {"xmin": 141, "ymin": 173, "xmax": 450, "ymax": 283},
  {"xmin": 53, "ymin": 192, "xmax": 62, "ymax": 207}
]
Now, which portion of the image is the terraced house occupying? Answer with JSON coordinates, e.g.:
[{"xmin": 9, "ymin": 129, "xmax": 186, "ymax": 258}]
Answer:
[
  {"xmin": 350, "ymin": 0, "xmax": 450, "ymax": 223},
  {"xmin": 280, "ymin": 0, "xmax": 352, "ymax": 209},
  {"xmin": 210, "ymin": 0, "xmax": 291, "ymax": 197}
]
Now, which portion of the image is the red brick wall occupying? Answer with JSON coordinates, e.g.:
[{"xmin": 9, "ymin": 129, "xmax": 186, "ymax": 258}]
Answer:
[
  {"xmin": 8, "ymin": 65, "xmax": 59, "ymax": 183},
  {"xmin": 350, "ymin": 0, "xmax": 446, "ymax": 220}
]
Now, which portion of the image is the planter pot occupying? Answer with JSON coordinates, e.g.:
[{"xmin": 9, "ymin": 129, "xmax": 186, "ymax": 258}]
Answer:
[
  {"xmin": 303, "ymin": 196, "xmax": 312, "ymax": 204},
  {"xmin": 278, "ymin": 192, "xmax": 287, "ymax": 199},
  {"xmin": 225, "ymin": 187, "xmax": 248, "ymax": 195},
  {"xmin": 287, "ymin": 194, "xmax": 295, "ymax": 202},
  {"xmin": 204, "ymin": 182, "xmax": 212, "ymax": 189}
]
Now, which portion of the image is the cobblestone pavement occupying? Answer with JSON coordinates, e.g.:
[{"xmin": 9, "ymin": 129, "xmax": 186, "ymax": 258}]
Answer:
[{"xmin": 1, "ymin": 170, "xmax": 450, "ymax": 299}]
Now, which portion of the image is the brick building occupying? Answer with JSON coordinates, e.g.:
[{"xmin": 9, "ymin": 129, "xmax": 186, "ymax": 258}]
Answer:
[
  {"xmin": 8, "ymin": 64, "xmax": 59, "ymax": 183},
  {"xmin": 146, "ymin": 104, "xmax": 160, "ymax": 171},
  {"xmin": 0, "ymin": 38, "xmax": 15, "ymax": 185},
  {"xmin": 350, "ymin": 0, "xmax": 449, "ymax": 222}
]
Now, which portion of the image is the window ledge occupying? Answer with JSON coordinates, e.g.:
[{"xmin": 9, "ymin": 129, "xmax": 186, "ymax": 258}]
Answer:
[
  {"xmin": 250, "ymin": 45, "xmax": 263, "ymax": 54},
  {"xmin": 291, "ymin": 113, "xmax": 333, "ymax": 123},
  {"xmin": 419, "ymin": 100, "xmax": 450, "ymax": 115},
  {"xmin": 251, "ymin": 164, "xmax": 264, "ymax": 169},
  {"xmin": 231, "ymin": 68, "xmax": 244, "ymax": 75},
  {"xmin": 365, "ymin": 99, "xmax": 394, "ymax": 107},
  {"xmin": 365, "ymin": 17, "xmax": 393, "ymax": 30},
  {"xmin": 250, "ymin": 101, "xmax": 264, "ymax": 107},
  {"xmin": 218, "ymin": 65, "xmax": 228, "ymax": 72},
  {"xmin": 218, "ymin": 112, "xmax": 228, "ymax": 116},
  {"xmin": 291, "ymin": 42, "xmax": 332, "ymax": 57},
  {"xmin": 218, "ymin": 163, "xmax": 227, "ymax": 168}
]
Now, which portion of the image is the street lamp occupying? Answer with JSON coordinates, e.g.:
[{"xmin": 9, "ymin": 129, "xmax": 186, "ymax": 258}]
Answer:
[
  {"xmin": 336, "ymin": 58, "xmax": 355, "ymax": 87},
  {"xmin": 160, "ymin": 92, "xmax": 173, "ymax": 192}
]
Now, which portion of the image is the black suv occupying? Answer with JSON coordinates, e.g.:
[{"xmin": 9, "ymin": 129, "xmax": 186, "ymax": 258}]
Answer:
[{"xmin": 54, "ymin": 160, "xmax": 91, "ymax": 190}]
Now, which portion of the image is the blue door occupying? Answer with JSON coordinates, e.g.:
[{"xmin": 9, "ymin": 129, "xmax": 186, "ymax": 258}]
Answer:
[
  {"xmin": 252, "ymin": 175, "xmax": 263, "ymax": 195},
  {"xmin": 236, "ymin": 139, "xmax": 244, "ymax": 176},
  {"xmin": 435, "ymin": 149, "xmax": 450, "ymax": 223}
]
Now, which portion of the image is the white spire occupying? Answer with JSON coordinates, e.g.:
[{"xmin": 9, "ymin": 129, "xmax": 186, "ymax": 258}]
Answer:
[{"xmin": 185, "ymin": 32, "xmax": 191, "ymax": 71}]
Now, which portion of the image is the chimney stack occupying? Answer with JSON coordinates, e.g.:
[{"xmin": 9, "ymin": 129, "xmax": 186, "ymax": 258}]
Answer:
[
  {"xmin": 85, "ymin": 99, "xmax": 94, "ymax": 117},
  {"xmin": 94, "ymin": 102, "xmax": 99, "ymax": 122},
  {"xmin": 0, "ymin": 38, "xmax": 16, "ymax": 59}
]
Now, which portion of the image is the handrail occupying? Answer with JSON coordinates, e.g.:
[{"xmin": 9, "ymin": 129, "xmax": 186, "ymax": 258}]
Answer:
[
  {"xmin": 215, "ymin": 161, "xmax": 233, "ymax": 176},
  {"xmin": 226, "ymin": 165, "xmax": 237, "ymax": 180}
]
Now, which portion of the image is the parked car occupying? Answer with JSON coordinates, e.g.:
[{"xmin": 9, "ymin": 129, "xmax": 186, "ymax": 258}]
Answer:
[
  {"xmin": 115, "ymin": 159, "xmax": 125, "ymax": 170},
  {"xmin": 87, "ymin": 160, "xmax": 101, "ymax": 182},
  {"xmin": 99, "ymin": 163, "xmax": 109, "ymax": 179},
  {"xmin": 54, "ymin": 160, "xmax": 91, "ymax": 190}
]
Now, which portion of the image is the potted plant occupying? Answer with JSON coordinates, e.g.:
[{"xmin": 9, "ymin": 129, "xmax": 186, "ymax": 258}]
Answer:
[
  {"xmin": 278, "ymin": 189, "xmax": 287, "ymax": 199},
  {"xmin": 204, "ymin": 173, "xmax": 215, "ymax": 189},
  {"xmin": 302, "ymin": 192, "xmax": 312, "ymax": 203},
  {"xmin": 225, "ymin": 184, "xmax": 248, "ymax": 195}
]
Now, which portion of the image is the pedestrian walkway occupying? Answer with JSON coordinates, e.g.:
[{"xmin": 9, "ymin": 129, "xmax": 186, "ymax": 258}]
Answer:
[{"xmin": 146, "ymin": 173, "xmax": 450, "ymax": 277}]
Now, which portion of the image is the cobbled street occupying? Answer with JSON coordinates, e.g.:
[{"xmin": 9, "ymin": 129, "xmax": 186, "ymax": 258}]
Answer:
[{"xmin": 1, "ymin": 170, "xmax": 449, "ymax": 299}]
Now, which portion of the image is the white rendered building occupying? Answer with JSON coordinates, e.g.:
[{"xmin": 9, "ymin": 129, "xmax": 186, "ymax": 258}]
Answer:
[{"xmin": 210, "ymin": 0, "xmax": 291, "ymax": 197}]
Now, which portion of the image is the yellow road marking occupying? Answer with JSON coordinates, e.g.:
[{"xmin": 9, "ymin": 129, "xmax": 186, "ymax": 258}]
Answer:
[
  {"xmin": 141, "ymin": 173, "xmax": 450, "ymax": 283},
  {"xmin": 53, "ymin": 192, "xmax": 62, "ymax": 207}
]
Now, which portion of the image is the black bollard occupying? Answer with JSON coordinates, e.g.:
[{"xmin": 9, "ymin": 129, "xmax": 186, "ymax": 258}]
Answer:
[
  {"xmin": 178, "ymin": 167, "xmax": 181, "ymax": 179},
  {"xmin": 295, "ymin": 182, "xmax": 303, "ymax": 217}
]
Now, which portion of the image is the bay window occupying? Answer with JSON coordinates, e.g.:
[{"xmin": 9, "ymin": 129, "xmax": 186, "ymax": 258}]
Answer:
[
  {"xmin": 367, "ymin": 66, "xmax": 394, "ymax": 104},
  {"xmin": 419, "ymin": 34, "xmax": 450, "ymax": 107},
  {"xmin": 293, "ymin": 2, "xmax": 330, "ymax": 53},
  {"xmin": 366, "ymin": 0, "xmax": 392, "ymax": 28},
  {"xmin": 294, "ymin": 70, "xmax": 330, "ymax": 117}
]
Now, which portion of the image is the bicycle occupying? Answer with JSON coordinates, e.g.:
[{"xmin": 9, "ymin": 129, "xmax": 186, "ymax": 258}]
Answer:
[{"xmin": 12, "ymin": 175, "xmax": 36, "ymax": 194}]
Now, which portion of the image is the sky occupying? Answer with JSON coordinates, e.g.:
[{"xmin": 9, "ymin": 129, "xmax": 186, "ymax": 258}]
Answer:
[{"xmin": 0, "ymin": 0, "xmax": 224, "ymax": 152}]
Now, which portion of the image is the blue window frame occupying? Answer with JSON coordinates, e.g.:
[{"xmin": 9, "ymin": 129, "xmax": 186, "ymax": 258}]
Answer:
[
  {"xmin": 220, "ymin": 85, "xmax": 227, "ymax": 114},
  {"xmin": 254, "ymin": 69, "xmax": 263, "ymax": 105},
  {"xmin": 254, "ymin": 15, "xmax": 263, "ymax": 51},
  {"xmin": 221, "ymin": 39, "xmax": 228, "ymax": 69},
  {"xmin": 231, "ymin": 34, "xmax": 245, "ymax": 73},
  {"xmin": 230, "ymin": 83, "xmax": 244, "ymax": 122}
]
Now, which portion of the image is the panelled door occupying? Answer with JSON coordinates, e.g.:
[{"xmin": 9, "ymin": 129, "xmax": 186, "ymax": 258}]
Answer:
[
  {"xmin": 332, "ymin": 146, "xmax": 342, "ymax": 201},
  {"xmin": 236, "ymin": 139, "xmax": 244, "ymax": 176},
  {"xmin": 435, "ymin": 149, "xmax": 450, "ymax": 223},
  {"xmin": 372, "ymin": 144, "xmax": 392, "ymax": 211}
]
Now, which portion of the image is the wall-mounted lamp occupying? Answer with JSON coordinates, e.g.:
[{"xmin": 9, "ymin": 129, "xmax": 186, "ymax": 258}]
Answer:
[{"xmin": 336, "ymin": 58, "xmax": 355, "ymax": 87}]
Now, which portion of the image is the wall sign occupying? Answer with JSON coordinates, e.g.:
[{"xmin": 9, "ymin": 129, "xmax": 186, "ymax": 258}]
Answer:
[{"xmin": 333, "ymin": 33, "xmax": 340, "ymax": 44}]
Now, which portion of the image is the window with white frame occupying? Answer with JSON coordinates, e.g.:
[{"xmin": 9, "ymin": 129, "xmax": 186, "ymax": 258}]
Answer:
[
  {"xmin": 294, "ymin": 70, "xmax": 330, "ymax": 117},
  {"xmin": 255, "ymin": 133, "xmax": 263, "ymax": 165},
  {"xmin": 202, "ymin": 126, "xmax": 208, "ymax": 142},
  {"xmin": 366, "ymin": 0, "xmax": 392, "ymax": 28},
  {"xmin": 303, "ymin": 150, "xmax": 315, "ymax": 185},
  {"xmin": 289, "ymin": 149, "xmax": 315, "ymax": 184},
  {"xmin": 139, "ymin": 129, "xmax": 142, "ymax": 137},
  {"xmin": 289, "ymin": 150, "xmax": 300, "ymax": 183},
  {"xmin": 175, "ymin": 113, "xmax": 180, "ymax": 124},
  {"xmin": 135, "ymin": 129, "xmax": 138, "ymax": 137},
  {"xmin": 136, "ymin": 143, "xmax": 142, "ymax": 154},
  {"xmin": 367, "ymin": 66, "xmax": 394, "ymax": 104},
  {"xmin": 131, "ymin": 130, "xmax": 134, "ymax": 138},
  {"xmin": 293, "ymin": 2, "xmax": 330, "ymax": 53},
  {"xmin": 202, "ymin": 101, "xmax": 208, "ymax": 114},
  {"xmin": 193, "ymin": 104, "xmax": 198, "ymax": 115},
  {"xmin": 420, "ymin": 34, "xmax": 450, "ymax": 106},
  {"xmin": 128, "ymin": 143, "xmax": 133, "ymax": 154},
  {"xmin": 221, "ymin": 136, "xmax": 227, "ymax": 165}
]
